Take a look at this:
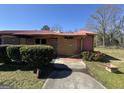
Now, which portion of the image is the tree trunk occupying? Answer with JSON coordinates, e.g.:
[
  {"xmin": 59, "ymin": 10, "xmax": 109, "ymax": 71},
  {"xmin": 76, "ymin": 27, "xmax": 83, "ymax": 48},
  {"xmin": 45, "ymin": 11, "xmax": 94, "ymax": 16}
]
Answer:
[
  {"xmin": 102, "ymin": 28, "xmax": 106, "ymax": 47},
  {"xmin": 33, "ymin": 69, "xmax": 37, "ymax": 74},
  {"xmin": 36, "ymin": 68, "xmax": 41, "ymax": 79},
  {"xmin": 95, "ymin": 35, "xmax": 98, "ymax": 47},
  {"xmin": 102, "ymin": 35, "xmax": 105, "ymax": 47},
  {"xmin": 120, "ymin": 34, "xmax": 123, "ymax": 47}
]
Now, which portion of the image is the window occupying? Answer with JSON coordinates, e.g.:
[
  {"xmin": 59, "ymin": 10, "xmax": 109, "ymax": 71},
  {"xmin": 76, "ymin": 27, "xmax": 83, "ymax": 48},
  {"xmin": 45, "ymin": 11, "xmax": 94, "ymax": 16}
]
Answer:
[
  {"xmin": 41, "ymin": 39, "xmax": 47, "ymax": 44},
  {"xmin": 35, "ymin": 39, "xmax": 40, "ymax": 44},
  {"xmin": 35, "ymin": 38, "xmax": 47, "ymax": 44}
]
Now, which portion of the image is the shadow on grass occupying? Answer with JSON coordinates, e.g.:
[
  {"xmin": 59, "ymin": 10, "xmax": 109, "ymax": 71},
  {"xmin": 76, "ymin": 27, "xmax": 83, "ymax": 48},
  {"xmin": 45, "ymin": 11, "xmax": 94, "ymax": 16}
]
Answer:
[
  {"xmin": 114, "ymin": 70, "xmax": 124, "ymax": 74},
  {"xmin": 0, "ymin": 62, "xmax": 34, "ymax": 71},
  {"xmin": 102, "ymin": 54, "xmax": 121, "ymax": 63},
  {"xmin": 0, "ymin": 63, "xmax": 72, "ymax": 79},
  {"xmin": 39, "ymin": 63, "xmax": 72, "ymax": 79}
]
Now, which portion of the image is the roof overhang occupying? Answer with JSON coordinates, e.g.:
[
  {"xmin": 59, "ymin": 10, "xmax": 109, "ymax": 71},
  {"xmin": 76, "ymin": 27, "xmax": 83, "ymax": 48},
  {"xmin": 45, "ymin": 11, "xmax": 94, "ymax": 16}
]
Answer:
[{"xmin": 0, "ymin": 30, "xmax": 96, "ymax": 36}]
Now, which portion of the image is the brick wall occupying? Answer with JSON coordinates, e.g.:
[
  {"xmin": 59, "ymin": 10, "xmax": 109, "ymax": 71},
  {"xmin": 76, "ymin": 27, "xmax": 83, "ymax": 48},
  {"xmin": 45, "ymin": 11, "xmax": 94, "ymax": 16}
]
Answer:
[
  {"xmin": 19, "ymin": 38, "xmax": 27, "ymax": 44},
  {"xmin": 1, "ymin": 35, "xmax": 20, "ymax": 44},
  {"xmin": 26, "ymin": 38, "xmax": 35, "ymax": 45},
  {"xmin": 57, "ymin": 37, "xmax": 79, "ymax": 56},
  {"xmin": 82, "ymin": 35, "xmax": 94, "ymax": 51},
  {"xmin": 0, "ymin": 35, "xmax": 94, "ymax": 55},
  {"xmin": 1, "ymin": 35, "xmax": 35, "ymax": 45}
]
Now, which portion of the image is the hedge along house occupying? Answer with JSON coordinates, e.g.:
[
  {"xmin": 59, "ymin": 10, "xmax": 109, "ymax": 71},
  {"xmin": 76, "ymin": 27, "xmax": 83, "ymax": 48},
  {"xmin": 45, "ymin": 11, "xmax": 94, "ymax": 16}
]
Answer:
[{"xmin": 0, "ymin": 30, "xmax": 96, "ymax": 56}]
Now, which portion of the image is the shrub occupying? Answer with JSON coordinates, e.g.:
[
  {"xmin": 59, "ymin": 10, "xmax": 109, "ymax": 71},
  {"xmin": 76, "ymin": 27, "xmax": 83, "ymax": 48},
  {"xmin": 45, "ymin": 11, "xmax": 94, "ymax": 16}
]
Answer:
[
  {"xmin": 81, "ymin": 51, "xmax": 91, "ymax": 61},
  {"xmin": 89, "ymin": 52, "xmax": 96, "ymax": 61},
  {"xmin": 93, "ymin": 51, "xmax": 105, "ymax": 61},
  {"xmin": 6, "ymin": 45, "xmax": 22, "ymax": 62},
  {"xmin": 0, "ymin": 45, "xmax": 10, "ymax": 63},
  {"xmin": 20, "ymin": 45, "xmax": 55, "ymax": 68},
  {"xmin": 81, "ymin": 51, "xmax": 105, "ymax": 61}
]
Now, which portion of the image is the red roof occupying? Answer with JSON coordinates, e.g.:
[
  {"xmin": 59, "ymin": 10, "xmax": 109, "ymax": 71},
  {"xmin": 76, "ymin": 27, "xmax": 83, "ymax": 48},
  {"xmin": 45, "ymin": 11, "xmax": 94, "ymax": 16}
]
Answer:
[{"xmin": 0, "ymin": 30, "xmax": 96, "ymax": 36}]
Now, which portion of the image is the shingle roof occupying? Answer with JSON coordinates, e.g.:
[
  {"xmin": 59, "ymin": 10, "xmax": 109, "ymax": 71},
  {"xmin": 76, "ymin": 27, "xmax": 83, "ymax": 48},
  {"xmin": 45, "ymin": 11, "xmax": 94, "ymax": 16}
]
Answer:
[{"xmin": 0, "ymin": 30, "xmax": 96, "ymax": 36}]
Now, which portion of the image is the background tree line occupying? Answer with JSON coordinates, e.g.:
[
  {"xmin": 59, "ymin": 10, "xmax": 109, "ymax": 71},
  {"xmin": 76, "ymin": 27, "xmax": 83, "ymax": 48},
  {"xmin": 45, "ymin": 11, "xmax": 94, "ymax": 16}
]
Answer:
[
  {"xmin": 86, "ymin": 5, "xmax": 124, "ymax": 48},
  {"xmin": 41, "ymin": 24, "xmax": 63, "ymax": 32}
]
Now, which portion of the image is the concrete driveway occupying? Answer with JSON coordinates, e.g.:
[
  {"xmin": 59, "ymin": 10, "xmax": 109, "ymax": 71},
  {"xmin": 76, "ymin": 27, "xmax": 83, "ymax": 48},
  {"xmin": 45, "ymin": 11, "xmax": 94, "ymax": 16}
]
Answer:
[
  {"xmin": 42, "ymin": 70, "xmax": 105, "ymax": 89},
  {"xmin": 42, "ymin": 58, "xmax": 106, "ymax": 89}
]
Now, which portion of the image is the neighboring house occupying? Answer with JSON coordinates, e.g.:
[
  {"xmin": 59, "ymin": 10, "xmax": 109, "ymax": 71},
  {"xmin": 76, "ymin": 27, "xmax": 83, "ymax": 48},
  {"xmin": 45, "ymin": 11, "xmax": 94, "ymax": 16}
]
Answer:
[{"xmin": 0, "ymin": 30, "xmax": 96, "ymax": 56}]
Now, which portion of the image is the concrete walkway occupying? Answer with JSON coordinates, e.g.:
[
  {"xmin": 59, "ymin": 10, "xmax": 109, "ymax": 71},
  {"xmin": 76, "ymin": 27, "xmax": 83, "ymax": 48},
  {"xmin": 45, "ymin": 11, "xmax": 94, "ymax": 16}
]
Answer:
[
  {"xmin": 42, "ymin": 58, "xmax": 106, "ymax": 89},
  {"xmin": 54, "ymin": 58, "xmax": 86, "ymax": 72}
]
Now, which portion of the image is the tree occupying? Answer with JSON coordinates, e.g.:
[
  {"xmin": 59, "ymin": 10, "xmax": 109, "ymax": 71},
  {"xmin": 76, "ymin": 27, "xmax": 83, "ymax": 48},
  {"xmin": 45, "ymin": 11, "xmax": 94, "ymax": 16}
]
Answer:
[
  {"xmin": 41, "ymin": 25, "xmax": 50, "ymax": 30},
  {"xmin": 86, "ymin": 5, "xmax": 123, "ymax": 47},
  {"xmin": 51, "ymin": 24, "xmax": 63, "ymax": 32}
]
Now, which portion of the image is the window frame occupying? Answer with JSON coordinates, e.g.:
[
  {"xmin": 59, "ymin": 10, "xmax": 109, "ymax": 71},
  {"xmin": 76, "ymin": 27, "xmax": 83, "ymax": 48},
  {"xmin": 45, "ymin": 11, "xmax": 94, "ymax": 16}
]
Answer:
[{"xmin": 35, "ymin": 38, "xmax": 47, "ymax": 44}]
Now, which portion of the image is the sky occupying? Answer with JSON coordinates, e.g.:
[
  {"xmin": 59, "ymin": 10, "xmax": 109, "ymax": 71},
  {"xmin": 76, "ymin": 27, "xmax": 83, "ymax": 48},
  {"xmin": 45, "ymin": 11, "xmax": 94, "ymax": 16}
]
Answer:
[{"xmin": 0, "ymin": 4, "xmax": 121, "ymax": 31}]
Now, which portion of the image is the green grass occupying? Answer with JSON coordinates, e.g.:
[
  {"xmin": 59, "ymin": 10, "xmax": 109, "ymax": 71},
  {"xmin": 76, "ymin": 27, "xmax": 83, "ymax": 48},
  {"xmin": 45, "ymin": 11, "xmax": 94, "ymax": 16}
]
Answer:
[
  {"xmin": 0, "ymin": 63, "xmax": 52, "ymax": 89},
  {"xmin": 85, "ymin": 47, "xmax": 124, "ymax": 89}
]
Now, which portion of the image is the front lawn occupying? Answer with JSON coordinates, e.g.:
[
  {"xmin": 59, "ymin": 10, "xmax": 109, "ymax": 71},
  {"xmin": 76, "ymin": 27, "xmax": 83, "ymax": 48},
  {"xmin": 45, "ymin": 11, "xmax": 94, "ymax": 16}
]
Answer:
[
  {"xmin": 0, "ymin": 63, "xmax": 53, "ymax": 89},
  {"xmin": 0, "ymin": 45, "xmax": 55, "ymax": 89},
  {"xmin": 85, "ymin": 47, "xmax": 124, "ymax": 89}
]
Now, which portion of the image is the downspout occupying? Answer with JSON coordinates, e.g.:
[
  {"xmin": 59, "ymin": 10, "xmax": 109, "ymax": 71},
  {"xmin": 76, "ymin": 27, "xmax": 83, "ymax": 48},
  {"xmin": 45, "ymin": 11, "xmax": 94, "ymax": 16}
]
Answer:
[
  {"xmin": 80, "ymin": 37, "xmax": 83, "ymax": 52},
  {"xmin": 81, "ymin": 36, "xmax": 86, "ymax": 52}
]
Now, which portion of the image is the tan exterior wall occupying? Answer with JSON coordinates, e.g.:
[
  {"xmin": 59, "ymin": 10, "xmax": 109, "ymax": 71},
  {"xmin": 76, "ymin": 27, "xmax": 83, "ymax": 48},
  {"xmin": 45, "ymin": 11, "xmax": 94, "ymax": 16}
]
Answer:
[
  {"xmin": 32, "ymin": 36, "xmax": 82, "ymax": 55},
  {"xmin": 19, "ymin": 37, "xmax": 35, "ymax": 45},
  {"xmin": 47, "ymin": 38, "xmax": 57, "ymax": 49},
  {"xmin": 0, "ymin": 35, "xmax": 94, "ymax": 56},
  {"xmin": 19, "ymin": 38, "xmax": 27, "ymax": 44},
  {"xmin": 1, "ymin": 35, "xmax": 35, "ymax": 45},
  {"xmin": 22, "ymin": 36, "xmax": 82, "ymax": 56},
  {"xmin": 57, "ymin": 36, "xmax": 80, "ymax": 56},
  {"xmin": 26, "ymin": 38, "xmax": 35, "ymax": 45},
  {"xmin": 33, "ymin": 36, "xmax": 58, "ymax": 48}
]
